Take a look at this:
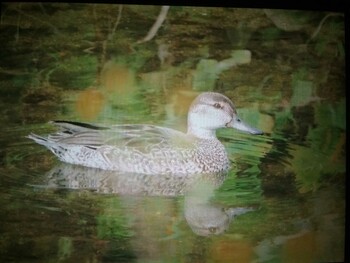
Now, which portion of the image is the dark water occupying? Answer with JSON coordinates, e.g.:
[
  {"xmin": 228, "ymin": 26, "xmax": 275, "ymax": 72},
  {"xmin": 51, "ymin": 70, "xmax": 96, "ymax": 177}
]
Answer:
[{"xmin": 0, "ymin": 4, "xmax": 346, "ymax": 262}]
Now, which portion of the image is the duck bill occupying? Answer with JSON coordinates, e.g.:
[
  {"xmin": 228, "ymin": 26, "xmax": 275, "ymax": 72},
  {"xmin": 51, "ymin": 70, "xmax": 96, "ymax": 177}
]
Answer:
[{"xmin": 230, "ymin": 117, "xmax": 263, "ymax": 135}]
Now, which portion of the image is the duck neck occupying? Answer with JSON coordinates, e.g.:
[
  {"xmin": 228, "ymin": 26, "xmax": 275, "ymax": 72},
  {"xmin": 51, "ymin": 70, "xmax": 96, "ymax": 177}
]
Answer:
[{"xmin": 187, "ymin": 125, "xmax": 217, "ymax": 140}]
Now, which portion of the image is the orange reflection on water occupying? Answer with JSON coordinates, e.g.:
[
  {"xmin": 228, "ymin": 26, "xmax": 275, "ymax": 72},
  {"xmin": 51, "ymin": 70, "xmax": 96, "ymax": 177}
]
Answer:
[
  {"xmin": 75, "ymin": 88, "xmax": 105, "ymax": 120},
  {"xmin": 282, "ymin": 231, "xmax": 316, "ymax": 263},
  {"xmin": 210, "ymin": 239, "xmax": 253, "ymax": 263},
  {"xmin": 100, "ymin": 61, "xmax": 136, "ymax": 96},
  {"xmin": 75, "ymin": 62, "xmax": 137, "ymax": 120}
]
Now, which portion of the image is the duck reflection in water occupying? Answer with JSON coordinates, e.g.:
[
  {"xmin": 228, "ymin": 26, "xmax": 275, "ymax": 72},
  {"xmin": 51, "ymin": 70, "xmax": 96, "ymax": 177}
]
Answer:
[{"xmin": 41, "ymin": 163, "xmax": 256, "ymax": 236}]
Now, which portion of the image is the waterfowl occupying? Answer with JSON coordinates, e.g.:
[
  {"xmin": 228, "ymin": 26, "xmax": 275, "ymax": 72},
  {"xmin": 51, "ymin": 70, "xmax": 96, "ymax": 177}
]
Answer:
[{"xmin": 28, "ymin": 92, "xmax": 262, "ymax": 175}]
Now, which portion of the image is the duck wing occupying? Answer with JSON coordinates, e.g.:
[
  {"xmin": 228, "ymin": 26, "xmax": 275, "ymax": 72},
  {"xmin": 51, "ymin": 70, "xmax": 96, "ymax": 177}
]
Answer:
[{"xmin": 48, "ymin": 120, "xmax": 190, "ymax": 151}]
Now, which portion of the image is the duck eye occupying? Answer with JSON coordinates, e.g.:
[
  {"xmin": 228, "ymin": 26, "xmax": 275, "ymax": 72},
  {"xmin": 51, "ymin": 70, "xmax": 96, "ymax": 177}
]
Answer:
[{"xmin": 213, "ymin": 103, "xmax": 222, "ymax": 109}]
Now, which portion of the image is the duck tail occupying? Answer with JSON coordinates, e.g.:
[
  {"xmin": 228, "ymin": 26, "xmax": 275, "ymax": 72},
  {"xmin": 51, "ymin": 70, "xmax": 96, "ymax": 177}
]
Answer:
[{"xmin": 27, "ymin": 133, "xmax": 52, "ymax": 147}]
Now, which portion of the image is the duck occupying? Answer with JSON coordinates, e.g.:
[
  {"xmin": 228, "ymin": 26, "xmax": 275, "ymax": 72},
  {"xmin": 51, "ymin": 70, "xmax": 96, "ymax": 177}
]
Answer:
[{"xmin": 28, "ymin": 92, "xmax": 263, "ymax": 175}]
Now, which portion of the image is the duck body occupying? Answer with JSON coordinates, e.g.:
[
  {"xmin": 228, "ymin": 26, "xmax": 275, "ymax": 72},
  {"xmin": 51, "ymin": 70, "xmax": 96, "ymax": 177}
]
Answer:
[{"xmin": 28, "ymin": 92, "xmax": 262, "ymax": 175}]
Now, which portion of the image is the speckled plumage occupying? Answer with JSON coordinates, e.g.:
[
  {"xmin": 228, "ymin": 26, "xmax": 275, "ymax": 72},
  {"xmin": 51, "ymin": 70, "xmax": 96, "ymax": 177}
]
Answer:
[{"xmin": 28, "ymin": 92, "xmax": 262, "ymax": 175}]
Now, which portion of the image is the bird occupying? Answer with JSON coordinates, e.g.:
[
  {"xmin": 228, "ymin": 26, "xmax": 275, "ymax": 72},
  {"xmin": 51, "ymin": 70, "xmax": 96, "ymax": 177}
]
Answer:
[{"xmin": 28, "ymin": 92, "xmax": 263, "ymax": 175}]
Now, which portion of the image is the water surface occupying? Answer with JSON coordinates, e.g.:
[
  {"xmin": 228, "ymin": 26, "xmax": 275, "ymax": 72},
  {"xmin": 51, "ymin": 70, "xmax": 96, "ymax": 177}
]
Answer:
[{"xmin": 0, "ymin": 3, "xmax": 345, "ymax": 262}]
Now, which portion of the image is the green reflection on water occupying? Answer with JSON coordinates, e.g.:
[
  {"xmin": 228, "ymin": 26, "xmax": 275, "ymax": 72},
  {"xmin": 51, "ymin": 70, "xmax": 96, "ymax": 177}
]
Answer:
[
  {"xmin": 57, "ymin": 237, "xmax": 73, "ymax": 261},
  {"xmin": 289, "ymin": 100, "xmax": 345, "ymax": 193},
  {"xmin": 96, "ymin": 198, "xmax": 134, "ymax": 240}
]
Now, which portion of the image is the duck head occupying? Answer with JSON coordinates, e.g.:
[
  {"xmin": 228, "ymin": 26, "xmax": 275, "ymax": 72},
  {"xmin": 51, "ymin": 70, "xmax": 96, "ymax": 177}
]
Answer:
[{"xmin": 187, "ymin": 92, "xmax": 263, "ymax": 139}]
